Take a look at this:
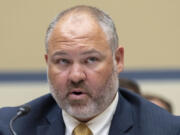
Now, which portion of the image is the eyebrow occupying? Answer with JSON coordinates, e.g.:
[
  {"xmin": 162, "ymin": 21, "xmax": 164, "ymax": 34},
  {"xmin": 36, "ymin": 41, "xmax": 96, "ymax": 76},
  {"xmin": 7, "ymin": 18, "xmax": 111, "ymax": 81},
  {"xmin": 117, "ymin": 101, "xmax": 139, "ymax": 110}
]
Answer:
[
  {"xmin": 81, "ymin": 49, "xmax": 102, "ymax": 56},
  {"xmin": 52, "ymin": 49, "xmax": 101, "ymax": 55},
  {"xmin": 52, "ymin": 51, "xmax": 68, "ymax": 57},
  {"xmin": 51, "ymin": 49, "xmax": 103, "ymax": 60}
]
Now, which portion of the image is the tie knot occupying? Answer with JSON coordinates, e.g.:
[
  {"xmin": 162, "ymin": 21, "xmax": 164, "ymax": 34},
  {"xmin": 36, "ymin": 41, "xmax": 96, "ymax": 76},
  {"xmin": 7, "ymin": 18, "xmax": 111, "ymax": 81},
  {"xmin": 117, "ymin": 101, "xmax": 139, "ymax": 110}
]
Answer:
[{"xmin": 73, "ymin": 123, "xmax": 93, "ymax": 135}]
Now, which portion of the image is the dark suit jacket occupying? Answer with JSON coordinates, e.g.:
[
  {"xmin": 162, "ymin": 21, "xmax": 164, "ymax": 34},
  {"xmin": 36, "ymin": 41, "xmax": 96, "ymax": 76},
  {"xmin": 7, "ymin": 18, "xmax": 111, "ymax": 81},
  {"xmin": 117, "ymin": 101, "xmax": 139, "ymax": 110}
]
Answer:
[{"xmin": 0, "ymin": 88, "xmax": 180, "ymax": 135}]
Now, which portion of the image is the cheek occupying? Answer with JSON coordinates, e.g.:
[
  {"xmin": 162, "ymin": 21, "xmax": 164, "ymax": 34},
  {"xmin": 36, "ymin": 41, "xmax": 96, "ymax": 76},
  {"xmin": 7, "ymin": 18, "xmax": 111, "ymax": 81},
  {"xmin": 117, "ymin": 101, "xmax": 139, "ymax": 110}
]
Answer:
[
  {"xmin": 48, "ymin": 66, "xmax": 68, "ymax": 89},
  {"xmin": 91, "ymin": 61, "xmax": 113, "ymax": 79},
  {"xmin": 86, "ymin": 63, "xmax": 113, "ymax": 91}
]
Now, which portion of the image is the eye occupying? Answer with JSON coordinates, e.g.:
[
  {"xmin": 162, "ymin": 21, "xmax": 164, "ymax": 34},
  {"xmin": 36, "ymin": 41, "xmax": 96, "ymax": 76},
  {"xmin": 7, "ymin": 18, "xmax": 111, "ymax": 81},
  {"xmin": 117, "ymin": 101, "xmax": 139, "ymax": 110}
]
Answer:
[
  {"xmin": 85, "ymin": 57, "xmax": 99, "ymax": 64},
  {"xmin": 56, "ymin": 58, "xmax": 70, "ymax": 65}
]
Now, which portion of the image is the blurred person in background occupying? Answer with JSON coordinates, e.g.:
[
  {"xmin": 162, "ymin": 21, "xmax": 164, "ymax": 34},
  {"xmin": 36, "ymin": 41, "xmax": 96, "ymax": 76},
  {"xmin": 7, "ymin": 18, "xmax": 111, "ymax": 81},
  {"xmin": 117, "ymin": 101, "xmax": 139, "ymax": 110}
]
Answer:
[
  {"xmin": 119, "ymin": 78, "xmax": 141, "ymax": 95},
  {"xmin": 144, "ymin": 94, "xmax": 173, "ymax": 113}
]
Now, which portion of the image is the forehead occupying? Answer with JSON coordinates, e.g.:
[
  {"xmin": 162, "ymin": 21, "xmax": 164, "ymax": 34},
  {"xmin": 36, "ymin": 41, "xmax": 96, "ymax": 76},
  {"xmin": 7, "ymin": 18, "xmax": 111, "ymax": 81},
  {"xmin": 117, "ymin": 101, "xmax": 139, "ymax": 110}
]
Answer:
[
  {"xmin": 48, "ymin": 11, "xmax": 109, "ymax": 47},
  {"xmin": 57, "ymin": 12, "xmax": 99, "ymax": 37}
]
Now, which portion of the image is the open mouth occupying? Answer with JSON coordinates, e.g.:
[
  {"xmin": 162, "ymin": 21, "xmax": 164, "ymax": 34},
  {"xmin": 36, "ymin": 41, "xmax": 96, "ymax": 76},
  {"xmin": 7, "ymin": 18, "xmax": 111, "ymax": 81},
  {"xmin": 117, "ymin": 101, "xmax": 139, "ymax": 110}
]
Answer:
[
  {"xmin": 68, "ymin": 90, "xmax": 87, "ymax": 100},
  {"xmin": 72, "ymin": 91, "xmax": 83, "ymax": 95}
]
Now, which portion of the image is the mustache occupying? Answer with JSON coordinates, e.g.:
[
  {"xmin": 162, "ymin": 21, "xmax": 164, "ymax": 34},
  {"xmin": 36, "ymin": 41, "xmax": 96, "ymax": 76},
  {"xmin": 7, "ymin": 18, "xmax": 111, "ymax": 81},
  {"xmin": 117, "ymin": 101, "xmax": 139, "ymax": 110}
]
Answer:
[
  {"xmin": 67, "ymin": 81, "xmax": 90, "ymax": 93},
  {"xmin": 68, "ymin": 80, "xmax": 86, "ymax": 89}
]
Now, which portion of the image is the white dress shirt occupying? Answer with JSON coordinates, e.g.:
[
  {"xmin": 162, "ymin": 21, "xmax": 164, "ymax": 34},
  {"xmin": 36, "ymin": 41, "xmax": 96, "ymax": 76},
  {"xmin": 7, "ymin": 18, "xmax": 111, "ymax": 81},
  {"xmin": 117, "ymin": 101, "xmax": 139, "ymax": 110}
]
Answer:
[{"xmin": 62, "ymin": 92, "xmax": 119, "ymax": 135}]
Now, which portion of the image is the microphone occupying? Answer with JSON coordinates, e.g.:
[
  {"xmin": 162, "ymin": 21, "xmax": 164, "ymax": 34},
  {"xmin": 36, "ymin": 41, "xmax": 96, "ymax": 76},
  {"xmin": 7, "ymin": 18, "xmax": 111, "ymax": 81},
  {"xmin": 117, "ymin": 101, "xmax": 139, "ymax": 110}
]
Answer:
[{"xmin": 9, "ymin": 105, "xmax": 31, "ymax": 135}]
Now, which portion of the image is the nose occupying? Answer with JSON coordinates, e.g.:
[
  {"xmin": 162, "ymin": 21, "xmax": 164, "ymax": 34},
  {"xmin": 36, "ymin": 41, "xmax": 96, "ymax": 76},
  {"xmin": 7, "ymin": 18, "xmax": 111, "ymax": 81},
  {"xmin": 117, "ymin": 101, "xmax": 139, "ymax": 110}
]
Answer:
[{"xmin": 68, "ymin": 63, "xmax": 86, "ymax": 84}]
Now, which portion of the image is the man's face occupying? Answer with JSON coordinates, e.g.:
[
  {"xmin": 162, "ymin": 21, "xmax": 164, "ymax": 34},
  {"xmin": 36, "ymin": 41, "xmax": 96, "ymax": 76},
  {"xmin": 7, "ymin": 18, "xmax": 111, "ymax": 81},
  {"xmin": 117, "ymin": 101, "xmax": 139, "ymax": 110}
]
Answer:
[{"xmin": 45, "ymin": 13, "xmax": 124, "ymax": 121}]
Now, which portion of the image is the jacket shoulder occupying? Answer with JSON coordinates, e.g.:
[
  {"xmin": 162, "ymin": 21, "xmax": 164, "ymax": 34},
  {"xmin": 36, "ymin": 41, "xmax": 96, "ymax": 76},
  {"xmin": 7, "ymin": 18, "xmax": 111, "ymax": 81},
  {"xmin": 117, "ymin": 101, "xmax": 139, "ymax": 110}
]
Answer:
[
  {"xmin": 0, "ymin": 93, "xmax": 58, "ymax": 135},
  {"xmin": 119, "ymin": 88, "xmax": 180, "ymax": 134},
  {"xmin": 0, "ymin": 93, "xmax": 54, "ymax": 121}
]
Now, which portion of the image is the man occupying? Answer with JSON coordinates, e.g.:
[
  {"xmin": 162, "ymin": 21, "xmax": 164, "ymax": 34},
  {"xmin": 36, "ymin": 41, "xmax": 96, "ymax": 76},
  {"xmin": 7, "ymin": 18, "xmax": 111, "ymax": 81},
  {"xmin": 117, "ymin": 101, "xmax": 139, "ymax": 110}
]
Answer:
[{"xmin": 0, "ymin": 5, "xmax": 180, "ymax": 135}]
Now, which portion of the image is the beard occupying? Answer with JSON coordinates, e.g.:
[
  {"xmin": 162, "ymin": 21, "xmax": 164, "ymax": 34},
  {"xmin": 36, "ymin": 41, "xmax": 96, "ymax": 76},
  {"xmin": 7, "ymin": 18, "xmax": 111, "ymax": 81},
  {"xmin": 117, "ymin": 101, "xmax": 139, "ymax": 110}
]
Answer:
[{"xmin": 48, "ymin": 65, "xmax": 119, "ymax": 122}]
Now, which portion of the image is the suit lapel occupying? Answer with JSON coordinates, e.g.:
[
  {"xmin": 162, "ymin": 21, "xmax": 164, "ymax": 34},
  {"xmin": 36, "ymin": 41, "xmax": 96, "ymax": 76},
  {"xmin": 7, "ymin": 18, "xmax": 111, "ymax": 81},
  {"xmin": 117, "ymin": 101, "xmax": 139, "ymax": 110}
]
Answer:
[
  {"xmin": 109, "ymin": 89, "xmax": 134, "ymax": 135},
  {"xmin": 37, "ymin": 105, "xmax": 65, "ymax": 135},
  {"xmin": 37, "ymin": 89, "xmax": 134, "ymax": 135}
]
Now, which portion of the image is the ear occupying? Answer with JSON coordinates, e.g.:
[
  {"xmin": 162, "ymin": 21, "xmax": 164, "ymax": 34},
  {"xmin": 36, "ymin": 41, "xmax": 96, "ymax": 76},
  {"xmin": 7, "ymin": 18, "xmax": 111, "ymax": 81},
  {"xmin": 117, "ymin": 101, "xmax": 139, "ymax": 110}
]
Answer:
[
  {"xmin": 44, "ymin": 54, "xmax": 48, "ymax": 64},
  {"xmin": 114, "ymin": 46, "xmax": 124, "ymax": 73}
]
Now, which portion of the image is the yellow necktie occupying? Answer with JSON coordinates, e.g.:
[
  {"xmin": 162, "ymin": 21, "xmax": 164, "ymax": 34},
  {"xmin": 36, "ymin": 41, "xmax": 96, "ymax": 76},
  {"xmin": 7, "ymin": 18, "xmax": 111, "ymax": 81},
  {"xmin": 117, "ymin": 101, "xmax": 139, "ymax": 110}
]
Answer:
[{"xmin": 73, "ymin": 123, "xmax": 93, "ymax": 135}]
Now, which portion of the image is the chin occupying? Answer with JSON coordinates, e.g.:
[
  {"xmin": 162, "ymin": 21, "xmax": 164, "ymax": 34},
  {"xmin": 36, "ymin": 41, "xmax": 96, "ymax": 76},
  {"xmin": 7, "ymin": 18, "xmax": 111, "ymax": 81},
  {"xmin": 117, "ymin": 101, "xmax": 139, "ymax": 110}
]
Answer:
[{"xmin": 63, "ymin": 101, "xmax": 101, "ymax": 122}]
